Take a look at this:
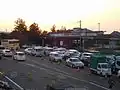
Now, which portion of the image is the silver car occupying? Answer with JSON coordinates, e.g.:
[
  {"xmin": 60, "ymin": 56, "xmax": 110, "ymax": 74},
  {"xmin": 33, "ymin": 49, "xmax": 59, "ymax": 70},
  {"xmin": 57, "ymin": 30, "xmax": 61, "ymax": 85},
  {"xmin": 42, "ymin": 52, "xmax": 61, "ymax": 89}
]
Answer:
[{"xmin": 66, "ymin": 58, "xmax": 84, "ymax": 68}]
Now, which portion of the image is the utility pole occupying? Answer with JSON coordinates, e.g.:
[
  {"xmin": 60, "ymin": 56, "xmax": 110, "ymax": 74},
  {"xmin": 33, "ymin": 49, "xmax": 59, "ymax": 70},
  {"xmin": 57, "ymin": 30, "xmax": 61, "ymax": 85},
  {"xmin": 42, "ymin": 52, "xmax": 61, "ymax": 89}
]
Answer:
[
  {"xmin": 98, "ymin": 23, "xmax": 100, "ymax": 31},
  {"xmin": 79, "ymin": 20, "xmax": 81, "ymax": 29},
  {"xmin": 6, "ymin": 29, "xmax": 7, "ymax": 32},
  {"xmin": 78, "ymin": 20, "xmax": 82, "ymax": 51}
]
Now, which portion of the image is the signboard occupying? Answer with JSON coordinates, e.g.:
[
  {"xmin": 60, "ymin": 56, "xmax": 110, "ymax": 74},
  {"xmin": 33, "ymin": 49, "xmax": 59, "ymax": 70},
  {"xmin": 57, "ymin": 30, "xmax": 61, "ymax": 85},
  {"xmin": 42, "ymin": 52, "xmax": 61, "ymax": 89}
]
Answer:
[{"xmin": 60, "ymin": 41, "xmax": 63, "ymax": 46}]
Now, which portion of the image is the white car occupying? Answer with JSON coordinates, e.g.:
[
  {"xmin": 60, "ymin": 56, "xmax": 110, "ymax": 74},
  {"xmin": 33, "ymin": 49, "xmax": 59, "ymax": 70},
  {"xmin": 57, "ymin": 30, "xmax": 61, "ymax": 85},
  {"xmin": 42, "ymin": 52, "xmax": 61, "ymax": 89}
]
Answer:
[
  {"xmin": 13, "ymin": 52, "xmax": 26, "ymax": 61},
  {"xmin": 24, "ymin": 48, "xmax": 33, "ymax": 55},
  {"xmin": 2, "ymin": 49, "xmax": 13, "ymax": 57},
  {"xmin": 49, "ymin": 52, "xmax": 62, "ymax": 62},
  {"xmin": 117, "ymin": 70, "xmax": 120, "ymax": 78},
  {"xmin": 43, "ymin": 47, "xmax": 53, "ymax": 56},
  {"xmin": 31, "ymin": 46, "xmax": 44, "ymax": 56},
  {"xmin": 80, "ymin": 52, "xmax": 93, "ymax": 66},
  {"xmin": 66, "ymin": 58, "xmax": 84, "ymax": 68}
]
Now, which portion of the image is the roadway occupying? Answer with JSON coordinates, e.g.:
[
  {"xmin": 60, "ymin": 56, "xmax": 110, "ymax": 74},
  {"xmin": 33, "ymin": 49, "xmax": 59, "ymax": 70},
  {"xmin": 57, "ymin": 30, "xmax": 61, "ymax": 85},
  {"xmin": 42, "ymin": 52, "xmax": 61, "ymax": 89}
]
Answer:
[{"xmin": 0, "ymin": 54, "xmax": 120, "ymax": 90}]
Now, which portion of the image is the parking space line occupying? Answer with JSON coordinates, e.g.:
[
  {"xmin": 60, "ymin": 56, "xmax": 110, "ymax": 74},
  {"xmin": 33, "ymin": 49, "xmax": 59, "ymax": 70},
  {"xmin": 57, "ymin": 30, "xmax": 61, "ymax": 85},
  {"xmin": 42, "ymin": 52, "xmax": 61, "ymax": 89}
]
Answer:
[
  {"xmin": 4, "ymin": 76, "xmax": 24, "ymax": 90},
  {"xmin": 21, "ymin": 60, "xmax": 110, "ymax": 90}
]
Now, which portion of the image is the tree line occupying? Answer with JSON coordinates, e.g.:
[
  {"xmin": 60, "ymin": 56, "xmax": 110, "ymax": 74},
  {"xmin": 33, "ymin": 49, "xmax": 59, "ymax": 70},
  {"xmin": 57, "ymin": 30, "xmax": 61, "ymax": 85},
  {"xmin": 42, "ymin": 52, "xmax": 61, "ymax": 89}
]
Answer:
[{"xmin": 0, "ymin": 18, "xmax": 67, "ymax": 46}]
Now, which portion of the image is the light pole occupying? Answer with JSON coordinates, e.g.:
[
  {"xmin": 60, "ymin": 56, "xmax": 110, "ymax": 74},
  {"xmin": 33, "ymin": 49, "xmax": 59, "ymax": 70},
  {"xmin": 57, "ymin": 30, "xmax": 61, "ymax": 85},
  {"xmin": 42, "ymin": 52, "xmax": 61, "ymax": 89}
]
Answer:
[
  {"xmin": 98, "ymin": 23, "xmax": 100, "ymax": 31},
  {"xmin": 78, "ymin": 20, "xmax": 82, "ymax": 51}
]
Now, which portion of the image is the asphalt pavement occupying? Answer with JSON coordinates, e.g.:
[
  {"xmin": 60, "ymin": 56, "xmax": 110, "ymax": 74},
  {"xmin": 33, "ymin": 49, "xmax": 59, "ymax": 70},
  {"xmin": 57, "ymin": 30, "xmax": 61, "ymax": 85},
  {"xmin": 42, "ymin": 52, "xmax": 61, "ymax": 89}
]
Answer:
[{"xmin": 0, "ymin": 54, "xmax": 120, "ymax": 90}]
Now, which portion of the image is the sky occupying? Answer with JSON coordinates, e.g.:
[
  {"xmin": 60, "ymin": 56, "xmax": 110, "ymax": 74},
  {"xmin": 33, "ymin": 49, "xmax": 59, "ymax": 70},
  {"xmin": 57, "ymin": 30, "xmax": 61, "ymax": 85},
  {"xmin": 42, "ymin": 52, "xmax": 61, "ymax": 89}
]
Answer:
[{"xmin": 0, "ymin": 0, "xmax": 120, "ymax": 33}]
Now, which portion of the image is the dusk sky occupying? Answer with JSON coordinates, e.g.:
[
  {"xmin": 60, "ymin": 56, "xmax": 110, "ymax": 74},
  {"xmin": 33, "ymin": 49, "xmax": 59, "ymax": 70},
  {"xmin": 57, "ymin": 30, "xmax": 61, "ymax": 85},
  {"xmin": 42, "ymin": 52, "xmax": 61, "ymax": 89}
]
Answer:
[{"xmin": 0, "ymin": 0, "xmax": 120, "ymax": 33}]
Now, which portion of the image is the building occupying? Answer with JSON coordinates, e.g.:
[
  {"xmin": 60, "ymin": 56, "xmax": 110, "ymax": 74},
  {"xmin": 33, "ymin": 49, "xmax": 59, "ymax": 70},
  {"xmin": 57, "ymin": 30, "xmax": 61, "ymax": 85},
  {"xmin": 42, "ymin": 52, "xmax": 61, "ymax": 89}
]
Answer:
[{"xmin": 46, "ymin": 28, "xmax": 105, "ymax": 50}]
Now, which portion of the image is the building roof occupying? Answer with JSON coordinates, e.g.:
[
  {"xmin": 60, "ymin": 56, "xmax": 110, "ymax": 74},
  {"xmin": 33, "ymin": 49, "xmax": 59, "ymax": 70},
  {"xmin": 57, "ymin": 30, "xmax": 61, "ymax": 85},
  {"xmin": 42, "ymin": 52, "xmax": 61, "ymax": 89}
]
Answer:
[{"xmin": 48, "ymin": 28, "xmax": 104, "ymax": 38}]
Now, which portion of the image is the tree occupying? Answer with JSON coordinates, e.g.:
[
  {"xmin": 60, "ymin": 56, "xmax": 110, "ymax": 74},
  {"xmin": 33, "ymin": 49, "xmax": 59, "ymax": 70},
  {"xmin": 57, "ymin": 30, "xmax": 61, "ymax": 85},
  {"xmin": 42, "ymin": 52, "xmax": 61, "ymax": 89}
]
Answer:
[
  {"xmin": 51, "ymin": 24, "xmax": 56, "ymax": 32},
  {"xmin": 29, "ymin": 22, "xmax": 41, "ymax": 35},
  {"xmin": 60, "ymin": 26, "xmax": 66, "ymax": 31},
  {"xmin": 28, "ymin": 23, "xmax": 41, "ymax": 44},
  {"xmin": 42, "ymin": 30, "xmax": 48, "ymax": 36},
  {"xmin": 14, "ymin": 18, "xmax": 27, "ymax": 32}
]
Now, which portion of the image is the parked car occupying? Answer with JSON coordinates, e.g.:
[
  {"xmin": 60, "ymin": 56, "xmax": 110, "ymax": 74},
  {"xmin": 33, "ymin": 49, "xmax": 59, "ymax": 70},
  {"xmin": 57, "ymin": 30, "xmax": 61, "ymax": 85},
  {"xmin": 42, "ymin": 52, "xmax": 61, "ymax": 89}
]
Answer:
[
  {"xmin": 31, "ymin": 46, "xmax": 44, "ymax": 57},
  {"xmin": 80, "ymin": 52, "xmax": 93, "ymax": 66},
  {"xmin": 24, "ymin": 48, "xmax": 33, "ymax": 55},
  {"xmin": 21, "ymin": 44, "xmax": 30, "ymax": 49},
  {"xmin": 43, "ymin": 47, "xmax": 53, "ymax": 56},
  {"xmin": 63, "ymin": 49, "xmax": 81, "ymax": 61},
  {"xmin": 49, "ymin": 52, "xmax": 62, "ymax": 62},
  {"xmin": 2, "ymin": 49, "xmax": 13, "ymax": 57},
  {"xmin": 0, "ymin": 80, "xmax": 12, "ymax": 90},
  {"xmin": 0, "ymin": 45, "xmax": 5, "ymax": 55},
  {"xmin": 117, "ymin": 70, "xmax": 120, "ymax": 78},
  {"xmin": 13, "ymin": 51, "xmax": 26, "ymax": 61},
  {"xmin": 66, "ymin": 57, "xmax": 84, "ymax": 68}
]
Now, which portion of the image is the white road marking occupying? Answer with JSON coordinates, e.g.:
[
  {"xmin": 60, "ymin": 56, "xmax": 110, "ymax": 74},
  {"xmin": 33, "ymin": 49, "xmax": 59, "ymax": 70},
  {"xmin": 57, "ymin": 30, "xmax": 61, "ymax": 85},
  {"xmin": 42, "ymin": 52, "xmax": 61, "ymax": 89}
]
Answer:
[
  {"xmin": 30, "ymin": 59, "xmax": 70, "ymax": 75},
  {"xmin": 32, "ymin": 70, "xmax": 36, "ymax": 72},
  {"xmin": 4, "ymin": 76, "xmax": 24, "ymax": 90},
  {"xmin": 21, "ymin": 61, "xmax": 110, "ymax": 90},
  {"xmin": 4, "ymin": 56, "xmax": 111, "ymax": 90}
]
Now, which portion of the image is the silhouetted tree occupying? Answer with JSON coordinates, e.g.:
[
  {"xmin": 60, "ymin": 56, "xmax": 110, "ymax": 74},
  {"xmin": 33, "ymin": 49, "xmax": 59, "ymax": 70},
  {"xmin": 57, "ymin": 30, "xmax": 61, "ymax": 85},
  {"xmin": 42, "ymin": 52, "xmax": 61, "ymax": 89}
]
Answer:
[
  {"xmin": 29, "ymin": 22, "xmax": 41, "ymax": 35},
  {"xmin": 28, "ymin": 23, "xmax": 42, "ymax": 44},
  {"xmin": 42, "ymin": 30, "xmax": 48, "ymax": 36},
  {"xmin": 14, "ymin": 18, "xmax": 27, "ymax": 32},
  {"xmin": 60, "ymin": 26, "xmax": 66, "ymax": 31},
  {"xmin": 51, "ymin": 24, "xmax": 56, "ymax": 32}
]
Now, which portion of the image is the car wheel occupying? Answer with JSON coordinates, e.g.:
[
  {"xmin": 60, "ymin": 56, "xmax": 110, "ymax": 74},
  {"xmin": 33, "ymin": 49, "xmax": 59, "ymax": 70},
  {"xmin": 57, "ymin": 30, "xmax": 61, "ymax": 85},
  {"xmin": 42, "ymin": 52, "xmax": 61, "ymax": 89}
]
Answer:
[
  {"xmin": 13, "ymin": 57, "xmax": 15, "ymax": 60},
  {"xmin": 71, "ymin": 64, "xmax": 75, "ymax": 68},
  {"xmin": 65, "ymin": 62, "xmax": 68, "ymax": 66},
  {"xmin": 81, "ymin": 66, "xmax": 84, "ymax": 69}
]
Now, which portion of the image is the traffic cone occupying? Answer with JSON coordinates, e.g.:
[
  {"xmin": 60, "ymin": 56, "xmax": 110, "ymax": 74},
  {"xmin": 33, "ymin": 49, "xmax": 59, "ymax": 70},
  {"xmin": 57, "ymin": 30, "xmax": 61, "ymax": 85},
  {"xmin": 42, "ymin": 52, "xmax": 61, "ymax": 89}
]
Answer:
[{"xmin": 77, "ymin": 67, "xmax": 80, "ymax": 72}]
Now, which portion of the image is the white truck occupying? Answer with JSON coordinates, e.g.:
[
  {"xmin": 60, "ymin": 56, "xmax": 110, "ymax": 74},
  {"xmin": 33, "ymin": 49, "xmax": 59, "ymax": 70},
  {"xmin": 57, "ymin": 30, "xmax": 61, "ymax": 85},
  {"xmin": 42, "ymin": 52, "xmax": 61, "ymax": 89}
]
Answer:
[{"xmin": 90, "ymin": 55, "xmax": 112, "ymax": 76}]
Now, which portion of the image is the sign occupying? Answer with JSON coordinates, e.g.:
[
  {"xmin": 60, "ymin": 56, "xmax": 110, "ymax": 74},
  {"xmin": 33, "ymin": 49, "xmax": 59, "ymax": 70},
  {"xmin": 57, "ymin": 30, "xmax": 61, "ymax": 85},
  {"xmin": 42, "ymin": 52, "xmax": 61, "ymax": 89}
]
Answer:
[{"xmin": 60, "ymin": 41, "xmax": 63, "ymax": 46}]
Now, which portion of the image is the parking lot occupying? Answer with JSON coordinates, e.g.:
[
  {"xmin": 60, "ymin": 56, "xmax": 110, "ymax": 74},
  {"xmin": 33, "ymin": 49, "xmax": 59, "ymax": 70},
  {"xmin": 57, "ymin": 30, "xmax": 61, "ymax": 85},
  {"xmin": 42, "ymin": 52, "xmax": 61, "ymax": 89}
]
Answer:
[{"xmin": 0, "ymin": 50, "xmax": 120, "ymax": 90}]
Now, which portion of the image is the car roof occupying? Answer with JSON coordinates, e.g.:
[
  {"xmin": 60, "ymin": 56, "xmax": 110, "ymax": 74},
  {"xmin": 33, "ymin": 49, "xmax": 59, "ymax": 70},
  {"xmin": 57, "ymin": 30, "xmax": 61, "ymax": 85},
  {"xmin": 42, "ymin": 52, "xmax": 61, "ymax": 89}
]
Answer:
[
  {"xmin": 69, "ymin": 57, "xmax": 79, "ymax": 59},
  {"xmin": 50, "ymin": 52, "xmax": 59, "ymax": 54},
  {"xmin": 34, "ymin": 46, "xmax": 43, "ymax": 49},
  {"xmin": 25, "ymin": 48, "xmax": 32, "ymax": 49},
  {"xmin": 3, "ymin": 49, "xmax": 10, "ymax": 51},
  {"xmin": 55, "ymin": 48, "xmax": 66, "ymax": 50},
  {"xmin": 16, "ymin": 51, "xmax": 24, "ymax": 53},
  {"xmin": 83, "ymin": 52, "xmax": 93, "ymax": 55},
  {"xmin": 68, "ymin": 49, "xmax": 78, "ymax": 52},
  {"xmin": 44, "ymin": 47, "xmax": 53, "ymax": 49}
]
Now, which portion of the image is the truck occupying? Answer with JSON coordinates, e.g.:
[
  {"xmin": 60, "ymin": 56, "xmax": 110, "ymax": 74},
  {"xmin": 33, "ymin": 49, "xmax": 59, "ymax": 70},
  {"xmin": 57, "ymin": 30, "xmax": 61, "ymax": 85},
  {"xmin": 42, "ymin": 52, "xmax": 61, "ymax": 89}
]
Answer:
[
  {"xmin": 90, "ymin": 54, "xmax": 112, "ymax": 76},
  {"xmin": 112, "ymin": 55, "xmax": 120, "ymax": 74}
]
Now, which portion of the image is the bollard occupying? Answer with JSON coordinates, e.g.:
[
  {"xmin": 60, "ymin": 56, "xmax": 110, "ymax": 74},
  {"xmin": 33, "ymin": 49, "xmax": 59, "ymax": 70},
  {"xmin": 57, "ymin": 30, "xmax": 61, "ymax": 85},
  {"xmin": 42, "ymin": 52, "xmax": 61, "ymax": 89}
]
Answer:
[{"xmin": 28, "ymin": 72, "xmax": 32, "ymax": 81}]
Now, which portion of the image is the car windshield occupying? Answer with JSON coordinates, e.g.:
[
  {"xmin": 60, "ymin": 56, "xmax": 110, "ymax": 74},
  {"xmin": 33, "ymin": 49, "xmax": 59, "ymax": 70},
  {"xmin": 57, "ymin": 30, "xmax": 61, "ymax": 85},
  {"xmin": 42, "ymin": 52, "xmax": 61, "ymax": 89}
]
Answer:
[
  {"xmin": 54, "ymin": 54, "xmax": 60, "ymax": 57},
  {"xmin": 101, "ymin": 64, "xmax": 108, "ymax": 69},
  {"xmin": 71, "ymin": 59, "xmax": 80, "ymax": 62},
  {"xmin": 84, "ymin": 54, "xmax": 92, "ymax": 56},
  {"xmin": 0, "ymin": 47, "xmax": 5, "ymax": 49},
  {"xmin": 117, "ymin": 61, "xmax": 120, "ymax": 66},
  {"xmin": 116, "ymin": 56, "xmax": 120, "ymax": 60},
  {"xmin": 18, "ymin": 53, "xmax": 24, "ymax": 55},
  {"xmin": 28, "ymin": 49, "xmax": 32, "ymax": 51},
  {"xmin": 5, "ymin": 50, "xmax": 10, "ymax": 52},
  {"xmin": 36, "ymin": 49, "xmax": 42, "ymax": 52}
]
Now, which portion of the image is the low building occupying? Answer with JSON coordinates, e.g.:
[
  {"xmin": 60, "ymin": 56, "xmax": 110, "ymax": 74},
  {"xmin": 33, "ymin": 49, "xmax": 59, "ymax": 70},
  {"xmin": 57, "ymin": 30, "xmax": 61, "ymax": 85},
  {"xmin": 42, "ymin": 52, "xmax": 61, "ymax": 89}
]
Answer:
[{"xmin": 46, "ymin": 28, "xmax": 105, "ymax": 50}]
